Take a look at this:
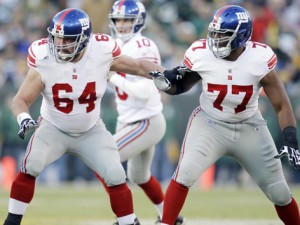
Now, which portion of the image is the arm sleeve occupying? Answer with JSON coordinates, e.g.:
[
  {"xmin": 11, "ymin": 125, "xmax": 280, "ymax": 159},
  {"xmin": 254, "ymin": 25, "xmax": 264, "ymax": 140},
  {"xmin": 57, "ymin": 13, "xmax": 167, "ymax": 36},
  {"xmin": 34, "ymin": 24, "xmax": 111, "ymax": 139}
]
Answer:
[{"xmin": 109, "ymin": 74, "xmax": 157, "ymax": 100}]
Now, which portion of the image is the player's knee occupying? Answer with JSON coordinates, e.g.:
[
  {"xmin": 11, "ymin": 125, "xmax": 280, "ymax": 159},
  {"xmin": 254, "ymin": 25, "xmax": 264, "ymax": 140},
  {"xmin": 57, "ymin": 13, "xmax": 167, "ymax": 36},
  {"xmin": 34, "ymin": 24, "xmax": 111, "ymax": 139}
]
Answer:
[
  {"xmin": 127, "ymin": 172, "xmax": 149, "ymax": 185},
  {"xmin": 104, "ymin": 167, "xmax": 127, "ymax": 186},
  {"xmin": 266, "ymin": 182, "xmax": 291, "ymax": 206},
  {"xmin": 176, "ymin": 164, "xmax": 200, "ymax": 187},
  {"xmin": 127, "ymin": 167, "xmax": 150, "ymax": 184},
  {"xmin": 25, "ymin": 159, "xmax": 45, "ymax": 177}
]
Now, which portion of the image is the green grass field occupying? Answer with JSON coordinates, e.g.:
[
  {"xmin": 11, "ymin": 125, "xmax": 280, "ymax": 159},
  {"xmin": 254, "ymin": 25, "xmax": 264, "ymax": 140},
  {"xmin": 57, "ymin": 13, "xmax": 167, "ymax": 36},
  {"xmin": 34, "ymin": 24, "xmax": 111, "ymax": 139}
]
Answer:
[{"xmin": 1, "ymin": 182, "xmax": 299, "ymax": 225}]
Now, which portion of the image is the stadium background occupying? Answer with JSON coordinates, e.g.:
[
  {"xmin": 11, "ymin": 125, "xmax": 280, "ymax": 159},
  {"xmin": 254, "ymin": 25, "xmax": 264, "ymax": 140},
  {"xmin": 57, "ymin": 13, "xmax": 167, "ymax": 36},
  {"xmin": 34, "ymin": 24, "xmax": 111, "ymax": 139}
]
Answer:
[{"xmin": 0, "ymin": 0, "xmax": 300, "ymax": 190}]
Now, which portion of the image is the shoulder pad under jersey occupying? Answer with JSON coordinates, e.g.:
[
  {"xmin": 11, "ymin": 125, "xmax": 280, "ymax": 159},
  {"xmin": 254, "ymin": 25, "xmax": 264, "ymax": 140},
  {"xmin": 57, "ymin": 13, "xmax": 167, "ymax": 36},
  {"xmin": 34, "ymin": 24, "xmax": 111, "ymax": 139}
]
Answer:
[
  {"xmin": 183, "ymin": 39, "xmax": 209, "ymax": 70},
  {"xmin": 248, "ymin": 41, "xmax": 277, "ymax": 74},
  {"xmin": 91, "ymin": 33, "xmax": 121, "ymax": 59},
  {"xmin": 27, "ymin": 38, "xmax": 49, "ymax": 68}
]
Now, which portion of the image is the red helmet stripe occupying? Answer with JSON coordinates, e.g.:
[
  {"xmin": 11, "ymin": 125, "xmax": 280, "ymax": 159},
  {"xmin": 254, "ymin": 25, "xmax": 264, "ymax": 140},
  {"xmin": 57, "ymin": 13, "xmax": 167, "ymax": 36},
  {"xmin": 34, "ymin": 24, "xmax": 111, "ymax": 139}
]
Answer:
[
  {"xmin": 213, "ymin": 5, "xmax": 232, "ymax": 23},
  {"xmin": 57, "ymin": 8, "xmax": 74, "ymax": 25},
  {"xmin": 118, "ymin": 0, "xmax": 126, "ymax": 12}
]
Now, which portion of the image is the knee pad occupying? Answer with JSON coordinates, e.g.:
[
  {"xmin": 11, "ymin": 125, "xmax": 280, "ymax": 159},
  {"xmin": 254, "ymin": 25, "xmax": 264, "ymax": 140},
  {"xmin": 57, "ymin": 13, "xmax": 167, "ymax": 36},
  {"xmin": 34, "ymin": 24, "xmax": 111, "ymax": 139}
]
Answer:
[
  {"xmin": 127, "ymin": 169, "xmax": 150, "ymax": 184},
  {"xmin": 266, "ymin": 182, "xmax": 291, "ymax": 206},
  {"xmin": 25, "ymin": 159, "xmax": 45, "ymax": 177},
  {"xmin": 176, "ymin": 163, "xmax": 201, "ymax": 187},
  {"xmin": 103, "ymin": 166, "xmax": 126, "ymax": 186}
]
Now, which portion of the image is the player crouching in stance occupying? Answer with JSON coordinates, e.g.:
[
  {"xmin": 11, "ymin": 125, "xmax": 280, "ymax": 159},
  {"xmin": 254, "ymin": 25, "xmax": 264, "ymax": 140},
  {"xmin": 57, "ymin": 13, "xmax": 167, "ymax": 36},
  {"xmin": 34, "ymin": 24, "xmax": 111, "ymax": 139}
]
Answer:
[
  {"xmin": 150, "ymin": 5, "xmax": 300, "ymax": 225},
  {"xmin": 2, "ymin": 7, "xmax": 164, "ymax": 225}
]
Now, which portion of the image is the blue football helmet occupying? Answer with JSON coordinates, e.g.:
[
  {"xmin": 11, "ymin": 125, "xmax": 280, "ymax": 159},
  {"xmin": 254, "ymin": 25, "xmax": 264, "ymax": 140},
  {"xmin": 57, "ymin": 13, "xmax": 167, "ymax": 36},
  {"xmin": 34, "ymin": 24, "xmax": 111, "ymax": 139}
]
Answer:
[
  {"xmin": 109, "ymin": 0, "xmax": 146, "ymax": 42},
  {"xmin": 207, "ymin": 5, "xmax": 253, "ymax": 58},
  {"xmin": 47, "ymin": 8, "xmax": 92, "ymax": 62}
]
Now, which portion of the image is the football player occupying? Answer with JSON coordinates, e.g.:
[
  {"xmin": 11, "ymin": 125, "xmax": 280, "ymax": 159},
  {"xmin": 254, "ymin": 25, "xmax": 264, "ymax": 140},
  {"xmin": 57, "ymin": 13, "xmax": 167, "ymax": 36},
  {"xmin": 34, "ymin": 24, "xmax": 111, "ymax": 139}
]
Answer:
[
  {"xmin": 150, "ymin": 5, "xmax": 300, "ymax": 225},
  {"xmin": 96, "ymin": 1, "xmax": 184, "ymax": 224},
  {"xmin": 2, "ymin": 8, "xmax": 164, "ymax": 225}
]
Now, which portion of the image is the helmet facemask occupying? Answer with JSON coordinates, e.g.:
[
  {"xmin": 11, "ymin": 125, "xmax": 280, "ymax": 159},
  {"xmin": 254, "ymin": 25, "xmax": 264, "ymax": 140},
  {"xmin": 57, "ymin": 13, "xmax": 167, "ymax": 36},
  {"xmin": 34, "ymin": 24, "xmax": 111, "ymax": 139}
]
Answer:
[
  {"xmin": 48, "ymin": 28, "xmax": 88, "ymax": 63},
  {"xmin": 207, "ymin": 5, "xmax": 253, "ymax": 59},
  {"xmin": 207, "ymin": 22, "xmax": 241, "ymax": 59},
  {"xmin": 109, "ymin": 14, "xmax": 144, "ymax": 42},
  {"xmin": 47, "ymin": 8, "xmax": 92, "ymax": 63}
]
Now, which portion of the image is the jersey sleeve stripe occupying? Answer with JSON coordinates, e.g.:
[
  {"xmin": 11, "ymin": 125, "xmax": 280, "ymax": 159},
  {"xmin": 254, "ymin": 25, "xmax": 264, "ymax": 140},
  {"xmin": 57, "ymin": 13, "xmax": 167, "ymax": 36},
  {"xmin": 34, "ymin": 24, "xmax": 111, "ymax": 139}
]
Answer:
[
  {"xmin": 183, "ymin": 56, "xmax": 193, "ymax": 69},
  {"xmin": 268, "ymin": 54, "xmax": 277, "ymax": 69},
  {"xmin": 27, "ymin": 53, "xmax": 36, "ymax": 67},
  {"xmin": 27, "ymin": 61, "xmax": 36, "ymax": 68},
  {"xmin": 112, "ymin": 41, "xmax": 121, "ymax": 58},
  {"xmin": 29, "ymin": 46, "xmax": 36, "ymax": 58}
]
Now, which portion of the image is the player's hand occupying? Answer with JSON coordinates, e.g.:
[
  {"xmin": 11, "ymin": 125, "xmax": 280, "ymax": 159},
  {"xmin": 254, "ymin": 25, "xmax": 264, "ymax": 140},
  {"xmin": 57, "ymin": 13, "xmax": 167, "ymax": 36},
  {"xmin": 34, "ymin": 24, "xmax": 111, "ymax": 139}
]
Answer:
[
  {"xmin": 149, "ymin": 71, "xmax": 171, "ymax": 91},
  {"xmin": 274, "ymin": 126, "xmax": 300, "ymax": 170},
  {"xmin": 275, "ymin": 146, "xmax": 300, "ymax": 170},
  {"xmin": 18, "ymin": 118, "xmax": 38, "ymax": 139}
]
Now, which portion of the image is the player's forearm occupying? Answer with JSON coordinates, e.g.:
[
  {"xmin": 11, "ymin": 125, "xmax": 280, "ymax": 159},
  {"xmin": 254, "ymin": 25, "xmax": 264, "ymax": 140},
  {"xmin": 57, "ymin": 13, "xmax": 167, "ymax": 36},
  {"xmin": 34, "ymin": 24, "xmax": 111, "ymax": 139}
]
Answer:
[
  {"xmin": 277, "ymin": 106, "xmax": 297, "ymax": 131},
  {"xmin": 136, "ymin": 59, "xmax": 165, "ymax": 79},
  {"xmin": 11, "ymin": 96, "xmax": 31, "ymax": 119},
  {"xmin": 109, "ymin": 75, "xmax": 154, "ymax": 99}
]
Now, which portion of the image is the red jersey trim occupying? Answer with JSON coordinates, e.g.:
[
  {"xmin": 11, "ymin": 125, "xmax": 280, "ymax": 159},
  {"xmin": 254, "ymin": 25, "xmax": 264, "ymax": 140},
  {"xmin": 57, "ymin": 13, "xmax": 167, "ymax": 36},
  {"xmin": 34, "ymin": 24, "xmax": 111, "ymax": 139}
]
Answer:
[
  {"xmin": 112, "ymin": 41, "xmax": 121, "ymax": 58},
  {"xmin": 183, "ymin": 56, "xmax": 193, "ymax": 69},
  {"xmin": 268, "ymin": 53, "xmax": 277, "ymax": 70}
]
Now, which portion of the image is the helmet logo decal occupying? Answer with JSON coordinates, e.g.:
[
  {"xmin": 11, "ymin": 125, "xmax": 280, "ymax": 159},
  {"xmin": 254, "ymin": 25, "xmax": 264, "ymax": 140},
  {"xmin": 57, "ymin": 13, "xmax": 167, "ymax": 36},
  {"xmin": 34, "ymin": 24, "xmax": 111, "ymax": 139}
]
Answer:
[
  {"xmin": 117, "ymin": 0, "xmax": 126, "ymax": 14},
  {"xmin": 236, "ymin": 12, "xmax": 249, "ymax": 23},
  {"xmin": 55, "ymin": 23, "xmax": 64, "ymax": 35},
  {"xmin": 114, "ymin": 5, "xmax": 126, "ymax": 15},
  {"xmin": 79, "ymin": 18, "xmax": 90, "ymax": 31}
]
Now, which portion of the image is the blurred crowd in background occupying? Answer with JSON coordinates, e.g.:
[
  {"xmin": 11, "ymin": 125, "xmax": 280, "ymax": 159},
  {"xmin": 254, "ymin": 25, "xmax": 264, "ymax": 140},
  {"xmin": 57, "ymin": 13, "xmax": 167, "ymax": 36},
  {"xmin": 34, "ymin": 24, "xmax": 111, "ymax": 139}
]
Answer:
[{"xmin": 1, "ymin": 0, "xmax": 300, "ymax": 190}]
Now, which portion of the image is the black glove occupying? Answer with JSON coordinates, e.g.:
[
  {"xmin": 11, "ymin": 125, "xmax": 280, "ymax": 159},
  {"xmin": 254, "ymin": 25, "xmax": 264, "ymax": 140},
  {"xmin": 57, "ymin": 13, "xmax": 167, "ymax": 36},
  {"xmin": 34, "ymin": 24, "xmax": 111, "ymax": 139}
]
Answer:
[
  {"xmin": 163, "ymin": 66, "xmax": 185, "ymax": 83},
  {"xmin": 275, "ymin": 126, "xmax": 300, "ymax": 170},
  {"xmin": 149, "ymin": 65, "xmax": 189, "ymax": 90},
  {"xmin": 18, "ymin": 118, "xmax": 38, "ymax": 139}
]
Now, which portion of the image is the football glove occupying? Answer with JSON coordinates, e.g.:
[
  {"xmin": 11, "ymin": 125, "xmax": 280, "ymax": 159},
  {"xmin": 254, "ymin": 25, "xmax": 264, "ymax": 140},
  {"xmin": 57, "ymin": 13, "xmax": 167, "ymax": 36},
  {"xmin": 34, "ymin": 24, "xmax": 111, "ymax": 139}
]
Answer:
[
  {"xmin": 149, "ymin": 71, "xmax": 171, "ymax": 91},
  {"xmin": 18, "ymin": 118, "xmax": 38, "ymax": 139},
  {"xmin": 275, "ymin": 126, "xmax": 300, "ymax": 170}
]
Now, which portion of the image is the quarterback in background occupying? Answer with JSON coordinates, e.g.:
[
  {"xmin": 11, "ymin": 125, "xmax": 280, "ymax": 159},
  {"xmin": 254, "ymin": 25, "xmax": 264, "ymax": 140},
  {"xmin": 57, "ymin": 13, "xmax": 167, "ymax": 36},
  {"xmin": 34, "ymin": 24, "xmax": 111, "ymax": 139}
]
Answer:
[
  {"xmin": 3, "ymin": 8, "xmax": 164, "ymax": 225},
  {"xmin": 150, "ymin": 5, "xmax": 300, "ymax": 225},
  {"xmin": 95, "ymin": 1, "xmax": 184, "ymax": 224}
]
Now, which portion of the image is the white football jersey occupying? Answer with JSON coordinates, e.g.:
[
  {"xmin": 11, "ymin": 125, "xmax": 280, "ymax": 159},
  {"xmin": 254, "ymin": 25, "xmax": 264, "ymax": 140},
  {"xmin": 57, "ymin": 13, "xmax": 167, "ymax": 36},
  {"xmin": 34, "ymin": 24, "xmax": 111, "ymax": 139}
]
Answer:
[
  {"xmin": 109, "ymin": 33, "xmax": 162, "ymax": 123},
  {"xmin": 183, "ymin": 39, "xmax": 277, "ymax": 123},
  {"xmin": 27, "ymin": 34, "xmax": 121, "ymax": 134}
]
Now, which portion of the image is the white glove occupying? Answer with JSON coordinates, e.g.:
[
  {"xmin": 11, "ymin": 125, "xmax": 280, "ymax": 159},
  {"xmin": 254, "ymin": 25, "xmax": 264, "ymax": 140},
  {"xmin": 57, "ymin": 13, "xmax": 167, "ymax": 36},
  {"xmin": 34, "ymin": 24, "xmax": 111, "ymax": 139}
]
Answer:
[
  {"xmin": 275, "ymin": 146, "xmax": 300, "ymax": 170},
  {"xmin": 149, "ymin": 71, "xmax": 171, "ymax": 91},
  {"xmin": 17, "ymin": 113, "xmax": 38, "ymax": 139},
  {"xmin": 274, "ymin": 126, "xmax": 300, "ymax": 170}
]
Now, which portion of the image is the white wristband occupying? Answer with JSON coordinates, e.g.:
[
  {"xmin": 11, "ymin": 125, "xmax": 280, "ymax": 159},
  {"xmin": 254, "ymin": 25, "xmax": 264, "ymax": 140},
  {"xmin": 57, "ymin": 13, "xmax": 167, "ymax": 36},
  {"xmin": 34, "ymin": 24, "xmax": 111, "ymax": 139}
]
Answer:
[{"xmin": 17, "ymin": 112, "xmax": 32, "ymax": 126}]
